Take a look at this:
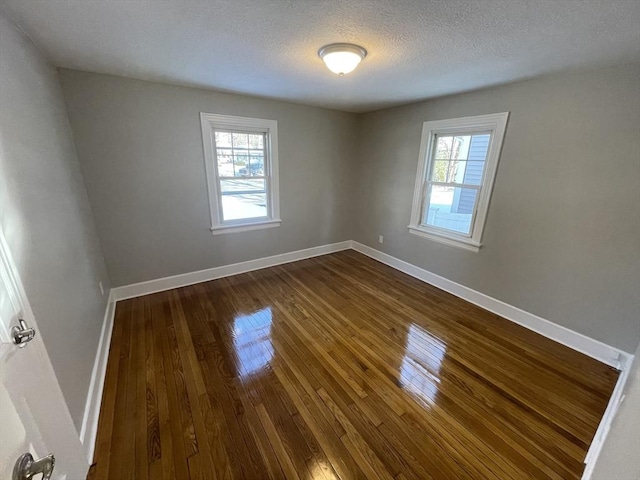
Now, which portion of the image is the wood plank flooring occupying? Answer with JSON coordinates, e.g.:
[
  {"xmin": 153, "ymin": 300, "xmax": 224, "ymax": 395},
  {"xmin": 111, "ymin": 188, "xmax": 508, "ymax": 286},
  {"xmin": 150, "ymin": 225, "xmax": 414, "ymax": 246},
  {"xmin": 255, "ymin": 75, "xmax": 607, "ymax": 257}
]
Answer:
[{"xmin": 91, "ymin": 250, "xmax": 619, "ymax": 479}]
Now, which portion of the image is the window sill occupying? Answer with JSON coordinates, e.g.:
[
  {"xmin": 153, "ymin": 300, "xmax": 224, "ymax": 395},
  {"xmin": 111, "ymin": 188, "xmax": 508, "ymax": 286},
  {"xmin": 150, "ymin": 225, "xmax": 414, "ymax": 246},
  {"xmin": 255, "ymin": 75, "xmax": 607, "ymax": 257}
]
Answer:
[
  {"xmin": 407, "ymin": 226, "xmax": 481, "ymax": 252},
  {"xmin": 211, "ymin": 219, "xmax": 281, "ymax": 235}
]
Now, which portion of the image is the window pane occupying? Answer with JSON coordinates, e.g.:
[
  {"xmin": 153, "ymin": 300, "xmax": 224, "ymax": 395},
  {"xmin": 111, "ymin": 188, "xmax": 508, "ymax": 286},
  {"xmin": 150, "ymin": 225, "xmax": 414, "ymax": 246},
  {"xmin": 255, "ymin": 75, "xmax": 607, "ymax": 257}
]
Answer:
[
  {"xmin": 468, "ymin": 134, "xmax": 490, "ymax": 161},
  {"xmin": 221, "ymin": 193, "xmax": 267, "ymax": 221},
  {"xmin": 435, "ymin": 135, "xmax": 470, "ymax": 160},
  {"xmin": 232, "ymin": 132, "xmax": 249, "ymax": 148},
  {"xmin": 248, "ymin": 134, "xmax": 264, "ymax": 149},
  {"xmin": 220, "ymin": 178, "xmax": 267, "ymax": 221},
  {"xmin": 233, "ymin": 152, "xmax": 249, "ymax": 175},
  {"xmin": 458, "ymin": 161, "xmax": 485, "ymax": 185},
  {"xmin": 248, "ymin": 152, "xmax": 264, "ymax": 176},
  {"xmin": 423, "ymin": 186, "xmax": 478, "ymax": 235},
  {"xmin": 431, "ymin": 160, "xmax": 459, "ymax": 183},
  {"xmin": 214, "ymin": 131, "xmax": 232, "ymax": 147},
  {"xmin": 435, "ymin": 136, "xmax": 453, "ymax": 159},
  {"xmin": 220, "ymin": 178, "xmax": 264, "ymax": 193},
  {"xmin": 453, "ymin": 136, "xmax": 472, "ymax": 160},
  {"xmin": 216, "ymin": 148, "xmax": 234, "ymax": 176}
]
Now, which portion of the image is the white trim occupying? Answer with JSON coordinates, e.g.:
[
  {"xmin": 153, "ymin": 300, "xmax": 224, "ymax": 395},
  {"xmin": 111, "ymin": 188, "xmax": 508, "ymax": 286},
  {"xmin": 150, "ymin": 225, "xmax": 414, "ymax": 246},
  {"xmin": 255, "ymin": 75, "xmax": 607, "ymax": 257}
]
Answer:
[
  {"xmin": 111, "ymin": 241, "xmax": 352, "ymax": 301},
  {"xmin": 582, "ymin": 352, "xmax": 635, "ymax": 479},
  {"xmin": 0, "ymin": 229, "xmax": 88, "ymax": 475},
  {"xmin": 79, "ymin": 291, "xmax": 116, "ymax": 462},
  {"xmin": 350, "ymin": 241, "xmax": 630, "ymax": 369},
  {"xmin": 200, "ymin": 113, "xmax": 280, "ymax": 232},
  {"xmin": 409, "ymin": 112, "xmax": 509, "ymax": 251},
  {"xmin": 408, "ymin": 226, "xmax": 481, "ymax": 252},
  {"xmin": 211, "ymin": 218, "xmax": 281, "ymax": 235}
]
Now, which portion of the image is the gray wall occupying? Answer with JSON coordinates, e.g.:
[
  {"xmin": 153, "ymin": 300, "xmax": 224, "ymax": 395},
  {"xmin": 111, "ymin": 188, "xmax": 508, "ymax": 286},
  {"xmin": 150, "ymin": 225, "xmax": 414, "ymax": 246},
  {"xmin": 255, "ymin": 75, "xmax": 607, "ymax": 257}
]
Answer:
[
  {"xmin": 58, "ymin": 64, "xmax": 639, "ymax": 353},
  {"xmin": 58, "ymin": 70, "xmax": 358, "ymax": 287},
  {"xmin": 353, "ymin": 63, "xmax": 640, "ymax": 353},
  {"xmin": 592, "ymin": 342, "xmax": 640, "ymax": 480},
  {"xmin": 0, "ymin": 15, "xmax": 110, "ymax": 430}
]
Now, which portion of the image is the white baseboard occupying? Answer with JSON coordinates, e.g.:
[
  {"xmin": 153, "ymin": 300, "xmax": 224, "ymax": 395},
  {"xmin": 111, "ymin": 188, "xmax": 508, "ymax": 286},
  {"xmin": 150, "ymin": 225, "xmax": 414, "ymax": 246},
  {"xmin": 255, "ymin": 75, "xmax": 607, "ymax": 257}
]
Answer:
[
  {"xmin": 351, "ymin": 241, "xmax": 630, "ymax": 369},
  {"xmin": 111, "ymin": 241, "xmax": 352, "ymax": 301},
  {"xmin": 581, "ymin": 352, "xmax": 636, "ymax": 479},
  {"xmin": 79, "ymin": 291, "xmax": 116, "ymax": 463}
]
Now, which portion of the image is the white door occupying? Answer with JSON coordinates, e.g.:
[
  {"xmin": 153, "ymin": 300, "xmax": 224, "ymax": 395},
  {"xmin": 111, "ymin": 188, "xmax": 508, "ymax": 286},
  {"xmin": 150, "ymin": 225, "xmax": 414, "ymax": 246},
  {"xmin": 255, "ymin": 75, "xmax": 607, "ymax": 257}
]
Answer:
[{"xmin": 0, "ymin": 229, "xmax": 88, "ymax": 480}]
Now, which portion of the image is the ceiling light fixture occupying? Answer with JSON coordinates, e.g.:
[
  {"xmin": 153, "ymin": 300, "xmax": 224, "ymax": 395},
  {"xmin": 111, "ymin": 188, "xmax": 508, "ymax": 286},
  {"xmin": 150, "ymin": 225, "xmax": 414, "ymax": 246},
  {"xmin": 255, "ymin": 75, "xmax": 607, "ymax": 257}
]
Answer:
[{"xmin": 318, "ymin": 43, "xmax": 367, "ymax": 76}]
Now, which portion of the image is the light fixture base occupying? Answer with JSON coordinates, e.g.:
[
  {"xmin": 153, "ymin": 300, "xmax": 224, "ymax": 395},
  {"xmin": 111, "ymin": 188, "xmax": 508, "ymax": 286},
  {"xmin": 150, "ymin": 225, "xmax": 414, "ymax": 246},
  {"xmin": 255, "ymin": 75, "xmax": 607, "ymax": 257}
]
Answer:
[{"xmin": 318, "ymin": 43, "xmax": 367, "ymax": 76}]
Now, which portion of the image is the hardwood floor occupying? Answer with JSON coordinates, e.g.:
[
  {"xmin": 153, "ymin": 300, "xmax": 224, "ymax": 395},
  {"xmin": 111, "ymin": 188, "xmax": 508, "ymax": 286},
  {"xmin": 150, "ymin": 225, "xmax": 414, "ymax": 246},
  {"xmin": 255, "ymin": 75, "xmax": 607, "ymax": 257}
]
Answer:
[{"xmin": 91, "ymin": 250, "xmax": 619, "ymax": 479}]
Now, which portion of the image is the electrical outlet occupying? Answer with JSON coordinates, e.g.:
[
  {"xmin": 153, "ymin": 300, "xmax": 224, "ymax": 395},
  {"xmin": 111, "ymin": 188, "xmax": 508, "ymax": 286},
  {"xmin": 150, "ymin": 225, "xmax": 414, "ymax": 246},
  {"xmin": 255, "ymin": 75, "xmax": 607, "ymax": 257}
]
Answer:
[
  {"xmin": 99, "ymin": 281, "xmax": 104, "ymax": 296},
  {"xmin": 378, "ymin": 235, "xmax": 384, "ymax": 244}
]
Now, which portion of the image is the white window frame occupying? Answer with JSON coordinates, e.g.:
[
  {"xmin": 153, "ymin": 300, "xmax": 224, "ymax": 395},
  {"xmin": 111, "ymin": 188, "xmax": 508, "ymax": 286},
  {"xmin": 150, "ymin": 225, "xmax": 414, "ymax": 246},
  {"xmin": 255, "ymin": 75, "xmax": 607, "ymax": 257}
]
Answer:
[
  {"xmin": 200, "ymin": 113, "xmax": 281, "ymax": 235},
  {"xmin": 408, "ymin": 112, "xmax": 509, "ymax": 252}
]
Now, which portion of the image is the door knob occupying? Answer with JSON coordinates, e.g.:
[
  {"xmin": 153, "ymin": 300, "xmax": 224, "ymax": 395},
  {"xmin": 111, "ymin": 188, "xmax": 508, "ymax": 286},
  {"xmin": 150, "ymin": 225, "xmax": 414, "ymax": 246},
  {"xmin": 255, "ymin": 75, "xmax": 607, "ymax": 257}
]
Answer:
[
  {"xmin": 11, "ymin": 319, "xmax": 35, "ymax": 347},
  {"xmin": 13, "ymin": 452, "xmax": 55, "ymax": 480}
]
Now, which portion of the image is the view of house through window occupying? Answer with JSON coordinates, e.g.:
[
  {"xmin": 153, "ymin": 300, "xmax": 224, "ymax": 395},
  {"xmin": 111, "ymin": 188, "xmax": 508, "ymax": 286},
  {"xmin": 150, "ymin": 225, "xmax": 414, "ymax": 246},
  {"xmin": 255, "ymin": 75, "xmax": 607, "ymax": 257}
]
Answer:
[
  {"xmin": 214, "ymin": 130, "xmax": 268, "ymax": 221},
  {"xmin": 424, "ymin": 133, "xmax": 490, "ymax": 235}
]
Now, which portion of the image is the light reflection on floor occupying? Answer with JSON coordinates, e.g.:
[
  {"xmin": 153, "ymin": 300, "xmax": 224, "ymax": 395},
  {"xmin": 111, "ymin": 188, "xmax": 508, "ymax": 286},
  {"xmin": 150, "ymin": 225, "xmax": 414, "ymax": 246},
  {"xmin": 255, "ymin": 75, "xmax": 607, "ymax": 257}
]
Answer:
[
  {"xmin": 233, "ymin": 307, "xmax": 273, "ymax": 379},
  {"xmin": 399, "ymin": 323, "xmax": 447, "ymax": 408}
]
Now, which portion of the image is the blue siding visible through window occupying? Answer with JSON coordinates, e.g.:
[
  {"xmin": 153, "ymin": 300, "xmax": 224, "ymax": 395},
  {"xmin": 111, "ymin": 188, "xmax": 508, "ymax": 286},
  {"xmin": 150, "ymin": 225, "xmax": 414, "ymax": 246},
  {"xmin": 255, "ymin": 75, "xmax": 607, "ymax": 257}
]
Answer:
[{"xmin": 456, "ymin": 135, "xmax": 490, "ymax": 214}]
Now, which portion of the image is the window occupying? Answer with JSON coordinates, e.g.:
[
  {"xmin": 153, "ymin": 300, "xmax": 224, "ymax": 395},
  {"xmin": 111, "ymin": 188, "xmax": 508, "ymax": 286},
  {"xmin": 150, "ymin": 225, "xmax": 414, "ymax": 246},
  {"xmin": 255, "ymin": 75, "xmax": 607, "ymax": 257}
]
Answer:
[
  {"xmin": 409, "ymin": 112, "xmax": 509, "ymax": 252},
  {"xmin": 200, "ymin": 113, "xmax": 280, "ymax": 234}
]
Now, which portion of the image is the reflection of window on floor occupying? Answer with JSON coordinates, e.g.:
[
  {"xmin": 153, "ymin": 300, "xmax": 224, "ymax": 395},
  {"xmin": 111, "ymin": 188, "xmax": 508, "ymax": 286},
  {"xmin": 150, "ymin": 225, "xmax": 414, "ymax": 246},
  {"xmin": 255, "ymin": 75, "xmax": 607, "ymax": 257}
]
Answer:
[
  {"xmin": 233, "ymin": 307, "xmax": 273, "ymax": 379},
  {"xmin": 400, "ymin": 324, "xmax": 447, "ymax": 408}
]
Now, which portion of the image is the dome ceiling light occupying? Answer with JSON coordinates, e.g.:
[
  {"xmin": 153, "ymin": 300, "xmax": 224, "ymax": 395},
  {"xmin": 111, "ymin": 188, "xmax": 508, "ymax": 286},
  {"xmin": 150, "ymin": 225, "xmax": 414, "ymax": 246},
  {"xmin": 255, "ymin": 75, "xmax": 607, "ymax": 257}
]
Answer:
[{"xmin": 318, "ymin": 43, "xmax": 367, "ymax": 76}]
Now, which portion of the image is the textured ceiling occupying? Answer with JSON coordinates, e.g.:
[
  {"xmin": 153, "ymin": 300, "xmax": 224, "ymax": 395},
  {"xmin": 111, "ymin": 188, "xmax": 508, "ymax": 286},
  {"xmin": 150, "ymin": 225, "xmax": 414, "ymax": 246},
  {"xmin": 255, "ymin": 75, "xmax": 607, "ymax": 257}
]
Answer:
[{"xmin": 1, "ymin": 0, "xmax": 639, "ymax": 112}]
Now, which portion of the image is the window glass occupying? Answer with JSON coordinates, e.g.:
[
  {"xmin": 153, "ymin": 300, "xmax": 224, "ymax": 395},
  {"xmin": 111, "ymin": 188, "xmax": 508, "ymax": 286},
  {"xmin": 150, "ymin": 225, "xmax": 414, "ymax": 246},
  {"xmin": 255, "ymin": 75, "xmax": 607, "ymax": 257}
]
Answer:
[
  {"xmin": 219, "ymin": 178, "xmax": 267, "ymax": 221},
  {"xmin": 422, "ymin": 133, "xmax": 491, "ymax": 237},
  {"xmin": 423, "ymin": 186, "xmax": 478, "ymax": 235}
]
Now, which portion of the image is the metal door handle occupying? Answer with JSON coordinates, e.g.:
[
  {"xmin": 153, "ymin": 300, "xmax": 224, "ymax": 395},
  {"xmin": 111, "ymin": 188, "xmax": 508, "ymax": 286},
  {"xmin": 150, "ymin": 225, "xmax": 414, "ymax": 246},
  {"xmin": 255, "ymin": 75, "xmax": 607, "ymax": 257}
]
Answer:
[
  {"xmin": 13, "ymin": 453, "xmax": 55, "ymax": 480},
  {"xmin": 11, "ymin": 319, "xmax": 35, "ymax": 347}
]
